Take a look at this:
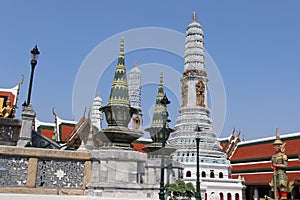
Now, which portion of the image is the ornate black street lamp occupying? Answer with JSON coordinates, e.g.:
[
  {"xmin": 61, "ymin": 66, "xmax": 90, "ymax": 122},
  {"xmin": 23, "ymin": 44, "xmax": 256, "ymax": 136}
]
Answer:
[
  {"xmin": 26, "ymin": 45, "xmax": 40, "ymax": 106},
  {"xmin": 195, "ymin": 124, "xmax": 202, "ymax": 200},
  {"xmin": 159, "ymin": 93, "xmax": 170, "ymax": 200}
]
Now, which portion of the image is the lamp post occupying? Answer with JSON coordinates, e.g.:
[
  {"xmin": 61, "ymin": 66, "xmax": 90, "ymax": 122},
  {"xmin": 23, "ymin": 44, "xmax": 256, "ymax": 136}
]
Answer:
[
  {"xmin": 159, "ymin": 93, "xmax": 170, "ymax": 200},
  {"xmin": 26, "ymin": 45, "xmax": 40, "ymax": 106},
  {"xmin": 195, "ymin": 124, "xmax": 202, "ymax": 200}
]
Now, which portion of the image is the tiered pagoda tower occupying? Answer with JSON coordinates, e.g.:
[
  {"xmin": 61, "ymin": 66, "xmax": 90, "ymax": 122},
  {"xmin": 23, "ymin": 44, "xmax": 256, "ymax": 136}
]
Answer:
[
  {"xmin": 128, "ymin": 62, "xmax": 143, "ymax": 130},
  {"xmin": 169, "ymin": 12, "xmax": 245, "ymax": 198}
]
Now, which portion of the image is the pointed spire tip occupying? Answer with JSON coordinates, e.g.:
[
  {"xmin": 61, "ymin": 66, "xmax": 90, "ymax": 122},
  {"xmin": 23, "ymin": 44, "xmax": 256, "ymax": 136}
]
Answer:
[
  {"xmin": 119, "ymin": 36, "xmax": 124, "ymax": 57},
  {"xmin": 193, "ymin": 11, "xmax": 197, "ymax": 22},
  {"xmin": 159, "ymin": 71, "xmax": 163, "ymax": 85}
]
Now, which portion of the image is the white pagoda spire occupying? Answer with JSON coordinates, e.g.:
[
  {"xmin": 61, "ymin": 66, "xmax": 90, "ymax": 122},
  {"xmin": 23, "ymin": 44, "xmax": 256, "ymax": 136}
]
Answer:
[
  {"xmin": 128, "ymin": 62, "xmax": 142, "ymax": 110},
  {"xmin": 128, "ymin": 62, "xmax": 143, "ymax": 130},
  {"xmin": 170, "ymin": 12, "xmax": 245, "ymax": 196},
  {"xmin": 184, "ymin": 11, "xmax": 206, "ymax": 73},
  {"xmin": 91, "ymin": 92, "xmax": 103, "ymax": 131}
]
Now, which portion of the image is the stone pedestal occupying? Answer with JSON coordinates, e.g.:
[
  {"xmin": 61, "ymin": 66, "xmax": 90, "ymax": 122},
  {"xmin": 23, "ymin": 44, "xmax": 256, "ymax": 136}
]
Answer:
[
  {"xmin": 17, "ymin": 104, "xmax": 36, "ymax": 147},
  {"xmin": 85, "ymin": 148, "xmax": 158, "ymax": 199},
  {"xmin": 145, "ymin": 157, "xmax": 184, "ymax": 185}
]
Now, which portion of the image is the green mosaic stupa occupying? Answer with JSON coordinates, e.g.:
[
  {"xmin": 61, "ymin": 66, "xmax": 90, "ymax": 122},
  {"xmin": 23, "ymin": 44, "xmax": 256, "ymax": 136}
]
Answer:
[
  {"xmin": 143, "ymin": 71, "xmax": 174, "ymax": 155},
  {"xmin": 145, "ymin": 72, "xmax": 172, "ymax": 143},
  {"xmin": 108, "ymin": 37, "xmax": 130, "ymax": 106},
  {"xmin": 100, "ymin": 37, "xmax": 141, "ymax": 146}
]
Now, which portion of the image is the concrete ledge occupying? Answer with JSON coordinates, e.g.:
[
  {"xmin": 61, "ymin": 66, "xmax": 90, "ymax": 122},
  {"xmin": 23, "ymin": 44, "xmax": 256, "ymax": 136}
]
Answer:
[
  {"xmin": 91, "ymin": 149, "xmax": 147, "ymax": 161},
  {"xmin": 0, "ymin": 187, "xmax": 84, "ymax": 195},
  {"xmin": 0, "ymin": 146, "xmax": 90, "ymax": 160},
  {"xmin": 87, "ymin": 182, "xmax": 158, "ymax": 190}
]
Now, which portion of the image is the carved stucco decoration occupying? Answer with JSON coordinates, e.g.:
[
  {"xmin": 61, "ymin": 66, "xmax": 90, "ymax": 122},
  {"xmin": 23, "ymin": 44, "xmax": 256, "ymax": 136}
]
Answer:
[
  {"xmin": 182, "ymin": 80, "xmax": 188, "ymax": 106},
  {"xmin": 196, "ymin": 80, "xmax": 205, "ymax": 107}
]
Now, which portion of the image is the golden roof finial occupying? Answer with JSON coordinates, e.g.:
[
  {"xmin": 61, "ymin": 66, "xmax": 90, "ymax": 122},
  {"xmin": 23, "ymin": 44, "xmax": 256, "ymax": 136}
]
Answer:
[
  {"xmin": 193, "ymin": 11, "xmax": 197, "ymax": 22},
  {"xmin": 88, "ymin": 106, "xmax": 91, "ymax": 118},
  {"xmin": 134, "ymin": 61, "xmax": 138, "ymax": 67},
  {"xmin": 52, "ymin": 107, "xmax": 57, "ymax": 118},
  {"xmin": 83, "ymin": 106, "xmax": 87, "ymax": 118}
]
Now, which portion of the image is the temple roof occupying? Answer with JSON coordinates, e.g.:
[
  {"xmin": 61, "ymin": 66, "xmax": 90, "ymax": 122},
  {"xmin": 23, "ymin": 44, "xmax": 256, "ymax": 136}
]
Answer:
[
  {"xmin": 35, "ymin": 117, "xmax": 77, "ymax": 143},
  {"xmin": 230, "ymin": 132, "xmax": 300, "ymax": 162}
]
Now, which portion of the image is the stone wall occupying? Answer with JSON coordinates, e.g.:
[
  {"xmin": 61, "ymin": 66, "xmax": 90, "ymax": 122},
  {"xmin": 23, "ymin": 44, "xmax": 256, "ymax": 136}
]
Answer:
[{"xmin": 0, "ymin": 146, "xmax": 91, "ymax": 195}]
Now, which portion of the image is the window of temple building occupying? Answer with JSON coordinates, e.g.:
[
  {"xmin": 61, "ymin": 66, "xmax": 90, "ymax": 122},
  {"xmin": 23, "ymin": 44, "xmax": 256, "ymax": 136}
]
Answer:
[
  {"xmin": 227, "ymin": 193, "xmax": 232, "ymax": 200},
  {"xmin": 201, "ymin": 171, "xmax": 206, "ymax": 177},
  {"xmin": 235, "ymin": 193, "xmax": 239, "ymax": 200},
  {"xmin": 219, "ymin": 172, "xmax": 224, "ymax": 178},
  {"xmin": 186, "ymin": 171, "xmax": 191, "ymax": 177},
  {"xmin": 210, "ymin": 171, "xmax": 215, "ymax": 178},
  {"xmin": 205, "ymin": 193, "xmax": 207, "ymax": 200},
  {"xmin": 192, "ymin": 153, "xmax": 194, "ymax": 156},
  {"xmin": 220, "ymin": 193, "xmax": 224, "ymax": 200}
]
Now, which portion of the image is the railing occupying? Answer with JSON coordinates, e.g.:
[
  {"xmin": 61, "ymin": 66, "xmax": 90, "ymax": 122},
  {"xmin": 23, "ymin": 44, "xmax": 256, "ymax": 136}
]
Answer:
[
  {"xmin": 0, "ymin": 146, "xmax": 91, "ymax": 195},
  {"xmin": 0, "ymin": 118, "xmax": 22, "ymax": 146}
]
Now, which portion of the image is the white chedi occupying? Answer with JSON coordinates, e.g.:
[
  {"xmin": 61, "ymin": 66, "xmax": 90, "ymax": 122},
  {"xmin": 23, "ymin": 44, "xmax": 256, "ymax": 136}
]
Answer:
[
  {"xmin": 169, "ymin": 12, "xmax": 245, "ymax": 199},
  {"xmin": 92, "ymin": 92, "xmax": 103, "ymax": 131}
]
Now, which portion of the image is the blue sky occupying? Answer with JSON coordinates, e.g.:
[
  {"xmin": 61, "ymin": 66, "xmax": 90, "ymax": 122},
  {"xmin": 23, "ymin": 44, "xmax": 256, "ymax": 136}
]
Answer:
[{"xmin": 1, "ymin": 1, "xmax": 300, "ymax": 140}]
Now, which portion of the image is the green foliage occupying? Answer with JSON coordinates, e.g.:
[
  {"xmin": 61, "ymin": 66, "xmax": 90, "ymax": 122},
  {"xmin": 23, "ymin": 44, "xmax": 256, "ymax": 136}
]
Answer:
[{"xmin": 165, "ymin": 179, "xmax": 195, "ymax": 200}]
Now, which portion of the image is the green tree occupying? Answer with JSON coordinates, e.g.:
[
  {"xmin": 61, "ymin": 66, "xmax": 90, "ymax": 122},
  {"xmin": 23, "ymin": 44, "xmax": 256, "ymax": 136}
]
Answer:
[{"xmin": 165, "ymin": 179, "xmax": 195, "ymax": 200}]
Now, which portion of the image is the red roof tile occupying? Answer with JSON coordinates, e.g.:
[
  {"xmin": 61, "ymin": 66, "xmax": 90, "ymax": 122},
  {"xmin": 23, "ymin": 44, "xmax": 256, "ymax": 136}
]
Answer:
[
  {"xmin": 233, "ymin": 172, "xmax": 300, "ymax": 183},
  {"xmin": 230, "ymin": 137, "xmax": 300, "ymax": 161}
]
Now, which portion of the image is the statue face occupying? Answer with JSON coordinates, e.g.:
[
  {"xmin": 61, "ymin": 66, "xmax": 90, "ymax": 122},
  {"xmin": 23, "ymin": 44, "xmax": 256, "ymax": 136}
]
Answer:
[
  {"xmin": 6, "ymin": 98, "xmax": 11, "ymax": 107},
  {"xmin": 274, "ymin": 144, "xmax": 281, "ymax": 153}
]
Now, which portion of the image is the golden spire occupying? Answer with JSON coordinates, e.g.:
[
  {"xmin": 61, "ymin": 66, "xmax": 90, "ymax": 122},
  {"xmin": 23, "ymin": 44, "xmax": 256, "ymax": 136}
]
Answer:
[
  {"xmin": 97, "ymin": 91, "xmax": 101, "ymax": 97},
  {"xmin": 134, "ymin": 61, "xmax": 138, "ymax": 67},
  {"xmin": 193, "ymin": 11, "xmax": 197, "ymax": 22},
  {"xmin": 273, "ymin": 128, "xmax": 283, "ymax": 145}
]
